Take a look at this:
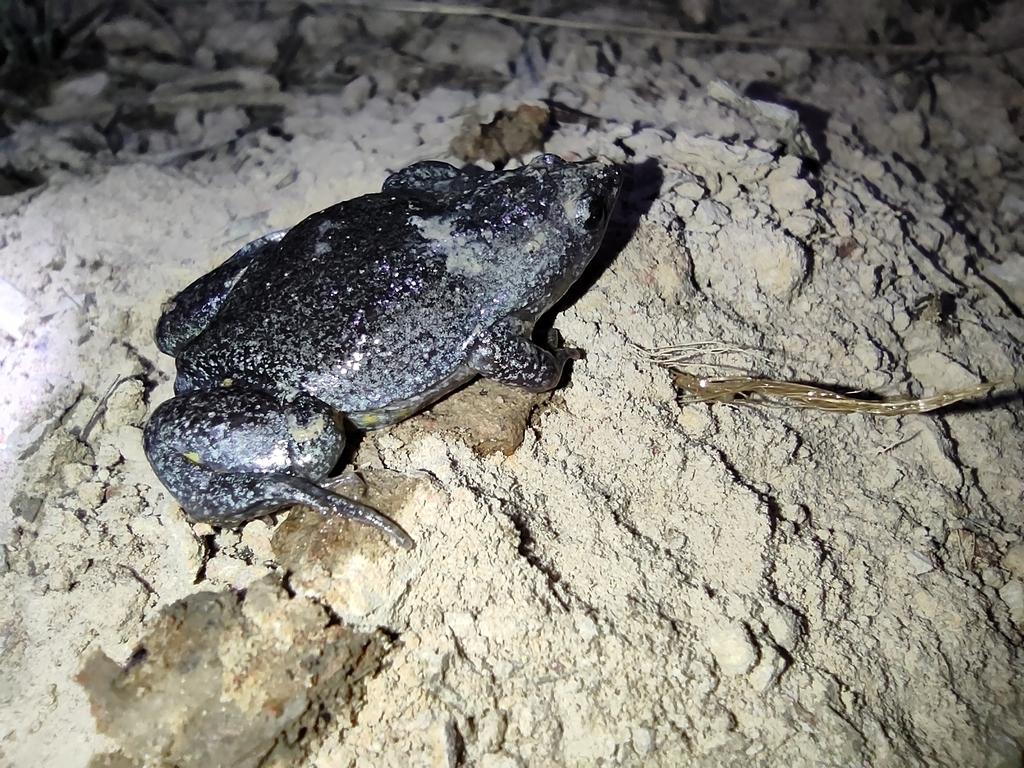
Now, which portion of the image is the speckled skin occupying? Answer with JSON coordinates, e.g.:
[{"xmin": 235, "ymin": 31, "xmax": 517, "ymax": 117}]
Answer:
[{"xmin": 144, "ymin": 154, "xmax": 622, "ymax": 547}]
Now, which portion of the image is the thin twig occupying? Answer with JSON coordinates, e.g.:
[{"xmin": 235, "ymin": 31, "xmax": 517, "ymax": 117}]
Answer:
[{"xmin": 320, "ymin": 0, "xmax": 1004, "ymax": 57}]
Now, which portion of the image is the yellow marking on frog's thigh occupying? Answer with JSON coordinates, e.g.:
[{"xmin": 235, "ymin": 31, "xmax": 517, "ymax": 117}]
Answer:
[
  {"xmin": 288, "ymin": 413, "xmax": 327, "ymax": 442},
  {"xmin": 352, "ymin": 412, "xmax": 384, "ymax": 429},
  {"xmin": 221, "ymin": 377, "xmax": 234, "ymax": 387},
  {"xmin": 183, "ymin": 452, "xmax": 201, "ymax": 464},
  {"xmin": 351, "ymin": 408, "xmax": 409, "ymax": 430}
]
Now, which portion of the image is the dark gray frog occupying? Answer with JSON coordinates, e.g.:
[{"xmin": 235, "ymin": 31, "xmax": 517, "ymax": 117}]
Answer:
[{"xmin": 144, "ymin": 154, "xmax": 622, "ymax": 549}]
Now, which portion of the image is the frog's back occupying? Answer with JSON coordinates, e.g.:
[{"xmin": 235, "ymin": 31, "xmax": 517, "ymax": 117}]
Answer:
[{"xmin": 178, "ymin": 191, "xmax": 484, "ymax": 414}]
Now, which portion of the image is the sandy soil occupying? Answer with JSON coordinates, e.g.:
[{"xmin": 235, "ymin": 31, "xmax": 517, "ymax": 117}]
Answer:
[{"xmin": 1, "ymin": 2, "xmax": 1023, "ymax": 766}]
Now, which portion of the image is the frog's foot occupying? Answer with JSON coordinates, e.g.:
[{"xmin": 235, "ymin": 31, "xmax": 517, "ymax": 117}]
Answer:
[
  {"xmin": 323, "ymin": 469, "xmax": 368, "ymax": 496},
  {"xmin": 467, "ymin": 317, "xmax": 580, "ymax": 392},
  {"xmin": 143, "ymin": 387, "xmax": 413, "ymax": 549}
]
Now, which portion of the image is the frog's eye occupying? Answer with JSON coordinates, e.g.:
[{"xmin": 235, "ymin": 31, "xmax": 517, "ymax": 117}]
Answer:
[{"xmin": 576, "ymin": 197, "xmax": 608, "ymax": 231}]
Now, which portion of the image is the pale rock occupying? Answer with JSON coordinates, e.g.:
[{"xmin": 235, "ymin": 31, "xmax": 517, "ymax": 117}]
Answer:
[
  {"xmin": 690, "ymin": 199, "xmax": 731, "ymax": 230},
  {"xmin": 479, "ymin": 754, "xmax": 524, "ymax": 768},
  {"xmin": 708, "ymin": 623, "xmax": 758, "ymax": 676},
  {"xmin": 999, "ymin": 580, "xmax": 1024, "ymax": 626},
  {"xmin": 673, "ymin": 198, "xmax": 696, "ymax": 219},
  {"xmin": 997, "ymin": 194, "xmax": 1024, "ymax": 227},
  {"xmin": 906, "ymin": 550, "xmax": 935, "ymax": 575},
  {"xmin": 981, "ymin": 567, "xmax": 1006, "ymax": 589},
  {"xmin": 775, "ymin": 47, "xmax": 812, "ymax": 79},
  {"xmin": 341, "ymin": 75, "xmax": 375, "ymax": 113},
  {"xmin": 200, "ymin": 107, "xmax": 250, "ymax": 147},
  {"xmin": 861, "ymin": 158, "xmax": 887, "ymax": 181},
  {"xmin": 174, "ymin": 107, "xmax": 204, "ymax": 144},
  {"xmin": 297, "ymin": 13, "xmax": 360, "ymax": 52},
  {"xmin": 975, "ymin": 145, "xmax": 1001, "ymax": 178},
  {"xmin": 748, "ymin": 646, "xmax": 786, "ymax": 692},
  {"xmin": 907, "ymin": 351, "xmax": 980, "ymax": 393},
  {"xmin": 1002, "ymin": 542, "xmax": 1024, "ymax": 580},
  {"xmin": 723, "ymin": 225, "xmax": 806, "ymax": 300},
  {"xmin": 675, "ymin": 0, "xmax": 714, "ymax": 24},
  {"xmin": 97, "ymin": 18, "xmax": 182, "ymax": 58},
  {"xmin": 0, "ymin": 278, "xmax": 34, "ymax": 340},
  {"xmin": 890, "ymin": 111, "xmax": 926, "ymax": 148},
  {"xmin": 782, "ymin": 211, "xmax": 817, "ymax": 237},
  {"xmin": 767, "ymin": 174, "xmax": 816, "ymax": 214},
  {"xmin": 764, "ymin": 604, "xmax": 802, "ymax": 652},
  {"xmin": 419, "ymin": 19, "xmax": 524, "ymax": 74},
  {"xmin": 205, "ymin": 21, "xmax": 285, "ymax": 66},
  {"xmin": 477, "ymin": 709, "xmax": 507, "ymax": 753},
  {"xmin": 631, "ymin": 725, "xmax": 654, "ymax": 755},
  {"xmin": 673, "ymin": 175, "xmax": 707, "ymax": 200},
  {"xmin": 52, "ymin": 72, "xmax": 110, "ymax": 103}
]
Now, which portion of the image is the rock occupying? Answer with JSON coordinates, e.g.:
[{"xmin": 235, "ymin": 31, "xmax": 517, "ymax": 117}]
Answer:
[
  {"xmin": 204, "ymin": 21, "xmax": 285, "ymax": 66},
  {"xmin": 96, "ymin": 18, "xmax": 182, "ymax": 58},
  {"xmin": 340, "ymin": 75, "xmax": 375, "ymax": 113},
  {"xmin": 890, "ymin": 111, "xmax": 926, "ymax": 148},
  {"xmin": 764, "ymin": 604, "xmax": 802, "ymax": 652},
  {"xmin": 782, "ymin": 211, "xmax": 818, "ymax": 237},
  {"xmin": 721, "ymin": 224, "xmax": 807, "ymax": 300},
  {"xmin": 0, "ymin": 278, "xmax": 34, "ymax": 340},
  {"xmin": 974, "ymin": 145, "xmax": 1001, "ymax": 178},
  {"xmin": 1002, "ymin": 543, "xmax": 1024, "ymax": 580},
  {"xmin": 767, "ymin": 173, "xmax": 816, "ymax": 215},
  {"xmin": 418, "ymin": 19, "xmax": 524, "ymax": 74},
  {"xmin": 52, "ymin": 73, "xmax": 110, "ymax": 103},
  {"xmin": 675, "ymin": 0, "xmax": 714, "ymax": 24},
  {"xmin": 907, "ymin": 351, "xmax": 980, "ymax": 393},
  {"xmin": 748, "ymin": 646, "xmax": 786, "ymax": 692},
  {"xmin": 708, "ymin": 623, "xmax": 758, "ymax": 676},
  {"xmin": 997, "ymin": 194, "xmax": 1024, "ymax": 227},
  {"xmin": 78, "ymin": 576, "xmax": 387, "ymax": 768},
  {"xmin": 999, "ymin": 580, "xmax": 1024, "ymax": 626},
  {"xmin": 690, "ymin": 199, "xmax": 731, "ymax": 230}
]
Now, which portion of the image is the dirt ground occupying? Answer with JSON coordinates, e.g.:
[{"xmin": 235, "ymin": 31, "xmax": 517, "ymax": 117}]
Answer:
[{"xmin": 1, "ymin": 1, "xmax": 1023, "ymax": 766}]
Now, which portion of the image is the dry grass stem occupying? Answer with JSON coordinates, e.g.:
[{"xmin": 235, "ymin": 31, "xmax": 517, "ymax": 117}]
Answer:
[
  {"xmin": 637, "ymin": 343, "xmax": 1006, "ymax": 415},
  {"xmin": 328, "ymin": 1, "xmax": 1010, "ymax": 57}
]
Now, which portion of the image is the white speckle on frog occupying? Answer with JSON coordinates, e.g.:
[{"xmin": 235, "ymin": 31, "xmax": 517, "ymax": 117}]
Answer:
[
  {"xmin": 562, "ymin": 192, "xmax": 584, "ymax": 226},
  {"xmin": 252, "ymin": 441, "xmax": 290, "ymax": 470},
  {"xmin": 314, "ymin": 241, "xmax": 331, "ymax": 257},
  {"xmin": 287, "ymin": 413, "xmax": 327, "ymax": 443}
]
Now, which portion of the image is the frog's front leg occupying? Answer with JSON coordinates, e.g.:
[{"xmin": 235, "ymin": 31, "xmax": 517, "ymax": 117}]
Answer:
[
  {"xmin": 467, "ymin": 317, "xmax": 581, "ymax": 392},
  {"xmin": 143, "ymin": 386, "xmax": 413, "ymax": 548},
  {"xmin": 156, "ymin": 230, "xmax": 288, "ymax": 356}
]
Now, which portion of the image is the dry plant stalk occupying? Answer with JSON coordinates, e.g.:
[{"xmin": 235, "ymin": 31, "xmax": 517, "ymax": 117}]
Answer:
[
  {"xmin": 331, "ymin": 0, "xmax": 1010, "ymax": 57},
  {"xmin": 638, "ymin": 342, "xmax": 1005, "ymax": 416}
]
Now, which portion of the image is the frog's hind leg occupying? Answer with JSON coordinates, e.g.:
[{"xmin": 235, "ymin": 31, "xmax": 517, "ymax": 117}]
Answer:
[
  {"xmin": 143, "ymin": 387, "xmax": 413, "ymax": 549},
  {"xmin": 156, "ymin": 230, "xmax": 288, "ymax": 357}
]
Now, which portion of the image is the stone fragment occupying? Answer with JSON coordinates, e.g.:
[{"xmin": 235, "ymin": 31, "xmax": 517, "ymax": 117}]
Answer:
[
  {"xmin": 767, "ymin": 174, "xmax": 816, "ymax": 215},
  {"xmin": 1002, "ymin": 543, "xmax": 1024, "ymax": 580},
  {"xmin": 419, "ymin": 19, "xmax": 524, "ymax": 74},
  {"xmin": 78, "ymin": 577, "xmax": 387, "ymax": 768},
  {"xmin": 708, "ymin": 623, "xmax": 758, "ymax": 676},
  {"xmin": 999, "ymin": 580, "xmax": 1024, "ymax": 626}
]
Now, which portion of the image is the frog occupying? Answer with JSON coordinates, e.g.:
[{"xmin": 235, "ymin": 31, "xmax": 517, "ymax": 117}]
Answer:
[{"xmin": 143, "ymin": 153, "xmax": 623, "ymax": 549}]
